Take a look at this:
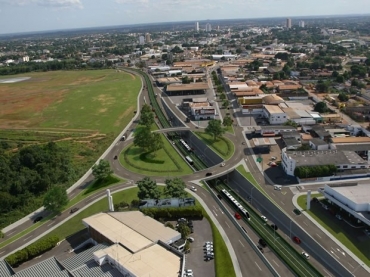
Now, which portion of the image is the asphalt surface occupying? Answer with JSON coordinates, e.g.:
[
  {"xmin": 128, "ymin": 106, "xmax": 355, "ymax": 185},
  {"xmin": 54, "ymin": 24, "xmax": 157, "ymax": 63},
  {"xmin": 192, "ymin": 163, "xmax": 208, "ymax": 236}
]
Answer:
[{"xmin": 1, "ymin": 69, "xmax": 368, "ymax": 277}]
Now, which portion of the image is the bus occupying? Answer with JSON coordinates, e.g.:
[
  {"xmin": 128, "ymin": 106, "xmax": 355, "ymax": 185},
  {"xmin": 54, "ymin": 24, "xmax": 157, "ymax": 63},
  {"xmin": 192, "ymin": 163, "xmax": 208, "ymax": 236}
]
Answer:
[{"xmin": 185, "ymin": 156, "xmax": 194, "ymax": 165}]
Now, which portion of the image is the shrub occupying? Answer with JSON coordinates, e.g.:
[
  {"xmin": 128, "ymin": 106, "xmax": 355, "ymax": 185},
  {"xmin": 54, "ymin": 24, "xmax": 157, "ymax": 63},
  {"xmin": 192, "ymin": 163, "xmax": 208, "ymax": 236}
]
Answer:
[{"xmin": 140, "ymin": 206, "xmax": 203, "ymax": 220}]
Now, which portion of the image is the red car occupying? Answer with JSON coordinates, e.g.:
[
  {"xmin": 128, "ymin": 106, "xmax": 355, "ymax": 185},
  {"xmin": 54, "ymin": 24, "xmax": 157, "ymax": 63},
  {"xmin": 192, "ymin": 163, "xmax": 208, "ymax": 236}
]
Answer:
[
  {"xmin": 293, "ymin": 236, "xmax": 301, "ymax": 244},
  {"xmin": 235, "ymin": 212, "xmax": 241, "ymax": 220}
]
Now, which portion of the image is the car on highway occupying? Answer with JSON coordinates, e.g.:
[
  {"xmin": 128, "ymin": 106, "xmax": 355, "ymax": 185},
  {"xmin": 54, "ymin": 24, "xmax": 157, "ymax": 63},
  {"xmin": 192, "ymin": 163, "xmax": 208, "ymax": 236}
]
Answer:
[
  {"xmin": 261, "ymin": 215, "xmax": 268, "ymax": 222},
  {"xmin": 33, "ymin": 216, "xmax": 42, "ymax": 223},
  {"xmin": 270, "ymin": 224, "xmax": 278, "ymax": 230},
  {"xmin": 302, "ymin": 252, "xmax": 310, "ymax": 259},
  {"xmin": 217, "ymin": 194, "xmax": 222, "ymax": 200},
  {"xmin": 274, "ymin": 185, "xmax": 282, "ymax": 191},
  {"xmin": 259, "ymin": 239, "xmax": 267, "ymax": 248},
  {"xmin": 70, "ymin": 207, "xmax": 79, "ymax": 213},
  {"xmin": 114, "ymin": 155, "xmax": 118, "ymax": 160},
  {"xmin": 234, "ymin": 212, "xmax": 241, "ymax": 220},
  {"xmin": 257, "ymin": 245, "xmax": 264, "ymax": 253},
  {"xmin": 190, "ymin": 186, "xmax": 197, "ymax": 192},
  {"xmin": 293, "ymin": 208, "xmax": 302, "ymax": 215},
  {"xmin": 220, "ymin": 162, "xmax": 225, "ymax": 167},
  {"xmin": 293, "ymin": 236, "xmax": 301, "ymax": 244},
  {"xmin": 205, "ymin": 172, "xmax": 212, "ymax": 177},
  {"xmin": 336, "ymin": 214, "xmax": 342, "ymax": 220}
]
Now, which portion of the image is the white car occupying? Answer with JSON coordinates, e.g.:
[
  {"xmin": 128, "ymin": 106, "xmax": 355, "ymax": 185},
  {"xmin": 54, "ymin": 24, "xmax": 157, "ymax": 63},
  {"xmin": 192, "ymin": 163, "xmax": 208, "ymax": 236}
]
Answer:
[
  {"xmin": 274, "ymin": 185, "xmax": 282, "ymax": 191},
  {"xmin": 220, "ymin": 162, "xmax": 226, "ymax": 167},
  {"xmin": 271, "ymin": 156, "xmax": 277, "ymax": 160},
  {"xmin": 261, "ymin": 215, "xmax": 268, "ymax": 222},
  {"xmin": 186, "ymin": 269, "xmax": 193, "ymax": 274},
  {"xmin": 204, "ymin": 241, "xmax": 213, "ymax": 245},
  {"xmin": 187, "ymin": 237, "xmax": 194, "ymax": 242},
  {"xmin": 302, "ymin": 252, "xmax": 310, "ymax": 259},
  {"xmin": 190, "ymin": 186, "xmax": 197, "ymax": 192}
]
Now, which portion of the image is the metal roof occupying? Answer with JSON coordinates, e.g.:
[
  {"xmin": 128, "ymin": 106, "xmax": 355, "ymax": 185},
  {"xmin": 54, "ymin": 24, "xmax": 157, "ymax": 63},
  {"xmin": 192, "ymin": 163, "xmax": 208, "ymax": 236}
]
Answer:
[
  {"xmin": 14, "ymin": 257, "xmax": 69, "ymax": 277},
  {"xmin": 70, "ymin": 260, "xmax": 122, "ymax": 277},
  {"xmin": 0, "ymin": 260, "xmax": 15, "ymax": 277}
]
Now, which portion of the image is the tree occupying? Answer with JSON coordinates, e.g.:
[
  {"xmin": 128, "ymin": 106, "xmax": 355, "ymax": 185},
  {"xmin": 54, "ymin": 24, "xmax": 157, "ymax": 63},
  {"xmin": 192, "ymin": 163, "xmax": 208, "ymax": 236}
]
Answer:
[
  {"xmin": 219, "ymin": 93, "xmax": 226, "ymax": 100},
  {"xmin": 223, "ymin": 116, "xmax": 233, "ymax": 127},
  {"xmin": 338, "ymin": 92, "xmax": 349, "ymax": 102},
  {"xmin": 137, "ymin": 177, "xmax": 161, "ymax": 200},
  {"xmin": 147, "ymin": 133, "xmax": 163, "ymax": 154},
  {"xmin": 222, "ymin": 100, "xmax": 230, "ymax": 109},
  {"xmin": 336, "ymin": 75, "xmax": 345, "ymax": 83},
  {"xmin": 315, "ymin": 80, "xmax": 330, "ymax": 93},
  {"xmin": 92, "ymin": 159, "xmax": 112, "ymax": 180},
  {"xmin": 134, "ymin": 127, "xmax": 152, "ymax": 151},
  {"xmin": 164, "ymin": 178, "xmax": 187, "ymax": 198},
  {"xmin": 205, "ymin": 119, "xmax": 226, "ymax": 141},
  {"xmin": 139, "ymin": 104, "xmax": 155, "ymax": 127},
  {"xmin": 314, "ymin": 102, "xmax": 328, "ymax": 113},
  {"xmin": 177, "ymin": 222, "xmax": 191, "ymax": 239},
  {"xmin": 43, "ymin": 186, "xmax": 69, "ymax": 213}
]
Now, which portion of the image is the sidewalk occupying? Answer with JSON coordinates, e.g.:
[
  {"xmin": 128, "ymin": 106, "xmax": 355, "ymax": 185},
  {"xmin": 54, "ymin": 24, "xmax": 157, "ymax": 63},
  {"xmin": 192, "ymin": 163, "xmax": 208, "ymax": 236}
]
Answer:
[{"xmin": 292, "ymin": 192, "xmax": 370, "ymax": 274}]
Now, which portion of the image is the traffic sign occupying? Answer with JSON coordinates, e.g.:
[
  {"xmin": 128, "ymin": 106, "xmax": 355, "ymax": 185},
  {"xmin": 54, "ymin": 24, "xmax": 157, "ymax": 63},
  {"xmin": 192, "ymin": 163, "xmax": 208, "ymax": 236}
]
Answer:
[{"xmin": 256, "ymin": 157, "xmax": 263, "ymax": 163}]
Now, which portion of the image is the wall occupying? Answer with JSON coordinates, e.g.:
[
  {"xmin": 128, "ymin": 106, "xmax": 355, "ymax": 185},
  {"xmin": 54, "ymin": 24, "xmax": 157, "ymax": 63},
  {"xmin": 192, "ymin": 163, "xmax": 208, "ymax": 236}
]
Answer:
[{"xmin": 226, "ymin": 169, "xmax": 353, "ymax": 277}]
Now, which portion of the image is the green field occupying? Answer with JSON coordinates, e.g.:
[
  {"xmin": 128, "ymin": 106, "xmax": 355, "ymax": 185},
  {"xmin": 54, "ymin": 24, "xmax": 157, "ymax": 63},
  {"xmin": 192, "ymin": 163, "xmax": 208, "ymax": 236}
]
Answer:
[{"xmin": 194, "ymin": 131, "xmax": 234, "ymax": 160}]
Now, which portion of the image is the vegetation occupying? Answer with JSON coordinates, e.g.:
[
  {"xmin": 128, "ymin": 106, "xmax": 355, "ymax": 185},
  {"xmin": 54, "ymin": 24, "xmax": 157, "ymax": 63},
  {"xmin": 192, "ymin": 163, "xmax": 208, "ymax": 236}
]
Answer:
[
  {"xmin": 43, "ymin": 186, "xmax": 69, "ymax": 213},
  {"xmin": 294, "ymin": 165, "xmax": 337, "ymax": 178},
  {"xmin": 177, "ymin": 222, "xmax": 191, "ymax": 239},
  {"xmin": 222, "ymin": 116, "xmax": 233, "ymax": 127},
  {"xmin": 314, "ymin": 102, "xmax": 329, "ymax": 113},
  {"xmin": 137, "ymin": 177, "xmax": 161, "ymax": 200},
  {"xmin": 139, "ymin": 104, "xmax": 155, "ymax": 128},
  {"xmin": 164, "ymin": 178, "xmax": 187, "ymax": 198},
  {"xmin": 92, "ymin": 159, "xmax": 113, "ymax": 181},
  {"xmin": 194, "ymin": 131, "xmax": 234, "ymax": 160},
  {"xmin": 5, "ymin": 235, "xmax": 60, "ymax": 267},
  {"xmin": 141, "ymin": 206, "xmax": 203, "ymax": 219},
  {"xmin": 205, "ymin": 119, "xmax": 226, "ymax": 141}
]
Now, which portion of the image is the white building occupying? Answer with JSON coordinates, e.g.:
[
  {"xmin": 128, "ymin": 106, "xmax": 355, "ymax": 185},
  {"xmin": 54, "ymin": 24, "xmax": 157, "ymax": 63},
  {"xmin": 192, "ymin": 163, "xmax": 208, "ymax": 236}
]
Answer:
[
  {"xmin": 320, "ymin": 184, "xmax": 370, "ymax": 226},
  {"xmin": 263, "ymin": 105, "xmax": 288, "ymax": 125},
  {"xmin": 195, "ymin": 21, "xmax": 199, "ymax": 32},
  {"xmin": 299, "ymin": 21, "xmax": 305, "ymax": 28},
  {"xmin": 281, "ymin": 148, "xmax": 369, "ymax": 176},
  {"xmin": 139, "ymin": 36, "xmax": 145, "ymax": 45},
  {"xmin": 205, "ymin": 23, "xmax": 212, "ymax": 32}
]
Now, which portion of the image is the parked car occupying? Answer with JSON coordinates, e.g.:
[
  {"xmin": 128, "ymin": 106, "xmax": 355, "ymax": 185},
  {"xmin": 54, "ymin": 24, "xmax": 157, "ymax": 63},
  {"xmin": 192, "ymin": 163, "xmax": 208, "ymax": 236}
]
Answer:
[
  {"xmin": 274, "ymin": 185, "xmax": 282, "ymax": 190},
  {"xmin": 220, "ymin": 162, "xmax": 226, "ymax": 167},
  {"xmin": 293, "ymin": 208, "xmax": 302, "ymax": 215},
  {"xmin": 302, "ymin": 252, "xmax": 310, "ymax": 259},
  {"xmin": 187, "ymin": 237, "xmax": 194, "ymax": 242},
  {"xmin": 261, "ymin": 215, "xmax": 268, "ymax": 222},
  {"xmin": 33, "ymin": 216, "xmax": 42, "ymax": 223},
  {"xmin": 190, "ymin": 186, "xmax": 197, "ymax": 192},
  {"xmin": 293, "ymin": 236, "xmax": 301, "ymax": 244},
  {"xmin": 70, "ymin": 207, "xmax": 79, "ymax": 213}
]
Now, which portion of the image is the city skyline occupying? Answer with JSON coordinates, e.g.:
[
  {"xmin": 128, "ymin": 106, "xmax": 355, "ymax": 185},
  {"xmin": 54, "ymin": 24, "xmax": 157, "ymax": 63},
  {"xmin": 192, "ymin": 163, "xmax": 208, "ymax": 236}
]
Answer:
[{"xmin": 0, "ymin": 0, "xmax": 369, "ymax": 34}]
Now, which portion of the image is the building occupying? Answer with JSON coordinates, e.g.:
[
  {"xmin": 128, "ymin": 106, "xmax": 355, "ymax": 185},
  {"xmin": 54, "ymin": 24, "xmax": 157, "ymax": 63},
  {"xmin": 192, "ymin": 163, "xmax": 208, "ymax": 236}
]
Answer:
[
  {"xmin": 205, "ymin": 23, "xmax": 212, "ymax": 32},
  {"xmin": 259, "ymin": 125, "xmax": 296, "ymax": 136},
  {"xmin": 286, "ymin": 18, "xmax": 292, "ymax": 29},
  {"xmin": 263, "ymin": 105, "xmax": 288, "ymax": 125},
  {"xmin": 166, "ymin": 82, "xmax": 209, "ymax": 96},
  {"xmin": 281, "ymin": 148, "xmax": 369, "ymax": 176},
  {"xmin": 139, "ymin": 36, "xmax": 145, "ymax": 45},
  {"xmin": 309, "ymin": 138, "xmax": 329, "ymax": 150},
  {"xmin": 195, "ymin": 21, "xmax": 199, "ymax": 32},
  {"xmin": 145, "ymin": 33, "xmax": 151, "ymax": 43},
  {"xmin": 320, "ymin": 184, "xmax": 370, "ymax": 226},
  {"xmin": 138, "ymin": 197, "xmax": 196, "ymax": 208},
  {"xmin": 299, "ymin": 21, "xmax": 305, "ymax": 28}
]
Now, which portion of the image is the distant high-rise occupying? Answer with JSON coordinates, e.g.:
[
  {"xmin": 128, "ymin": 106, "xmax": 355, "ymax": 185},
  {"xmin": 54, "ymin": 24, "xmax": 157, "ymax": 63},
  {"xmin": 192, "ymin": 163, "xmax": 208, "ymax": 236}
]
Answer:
[
  {"xmin": 139, "ymin": 36, "xmax": 145, "ymax": 45},
  {"xmin": 145, "ymin": 33, "xmax": 151, "ymax": 43},
  {"xmin": 205, "ymin": 23, "xmax": 212, "ymax": 32},
  {"xmin": 286, "ymin": 18, "xmax": 292, "ymax": 29},
  {"xmin": 195, "ymin": 22, "xmax": 199, "ymax": 32},
  {"xmin": 299, "ymin": 21, "xmax": 305, "ymax": 28}
]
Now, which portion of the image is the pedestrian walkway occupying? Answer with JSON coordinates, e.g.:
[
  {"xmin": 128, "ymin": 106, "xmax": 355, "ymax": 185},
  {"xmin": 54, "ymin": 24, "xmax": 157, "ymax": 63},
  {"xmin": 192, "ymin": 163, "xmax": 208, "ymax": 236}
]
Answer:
[{"xmin": 292, "ymin": 192, "xmax": 370, "ymax": 274}]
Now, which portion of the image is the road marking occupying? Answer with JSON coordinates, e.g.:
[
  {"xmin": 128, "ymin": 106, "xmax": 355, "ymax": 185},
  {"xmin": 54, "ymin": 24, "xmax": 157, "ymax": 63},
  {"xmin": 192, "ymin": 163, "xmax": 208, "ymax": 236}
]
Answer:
[
  {"xmin": 7, "ymin": 231, "xmax": 15, "ymax": 236},
  {"xmin": 271, "ymin": 192, "xmax": 275, "ymax": 196},
  {"xmin": 303, "ymin": 221, "xmax": 308, "ymax": 226},
  {"xmin": 225, "ymin": 222, "xmax": 230, "ymax": 228},
  {"xmin": 280, "ymin": 201, "xmax": 285, "ymax": 205},
  {"xmin": 47, "ymin": 222, "xmax": 54, "ymax": 227},
  {"xmin": 238, "ymin": 240, "xmax": 245, "ymax": 247},
  {"xmin": 90, "ymin": 194, "xmax": 100, "ymax": 200},
  {"xmin": 272, "ymin": 259, "xmax": 280, "ymax": 267},
  {"xmin": 24, "ymin": 235, "xmax": 33, "ymax": 241},
  {"xmin": 213, "ymin": 210, "xmax": 218, "ymax": 216},
  {"xmin": 0, "ymin": 251, "xmax": 5, "ymax": 255},
  {"xmin": 254, "ymin": 261, "xmax": 262, "ymax": 271},
  {"xmin": 330, "ymin": 251, "xmax": 340, "ymax": 259},
  {"xmin": 316, "ymin": 233, "xmax": 322, "ymax": 238},
  {"xmin": 348, "ymin": 263, "xmax": 354, "ymax": 269},
  {"xmin": 323, "ymin": 269, "xmax": 332, "ymax": 277},
  {"xmin": 201, "ymin": 192, "xmax": 206, "ymax": 197}
]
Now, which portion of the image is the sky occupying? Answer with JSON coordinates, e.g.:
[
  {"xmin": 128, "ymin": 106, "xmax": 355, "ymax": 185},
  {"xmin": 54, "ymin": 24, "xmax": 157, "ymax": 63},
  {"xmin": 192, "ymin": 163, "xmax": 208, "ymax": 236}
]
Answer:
[{"xmin": 0, "ymin": 0, "xmax": 369, "ymax": 34}]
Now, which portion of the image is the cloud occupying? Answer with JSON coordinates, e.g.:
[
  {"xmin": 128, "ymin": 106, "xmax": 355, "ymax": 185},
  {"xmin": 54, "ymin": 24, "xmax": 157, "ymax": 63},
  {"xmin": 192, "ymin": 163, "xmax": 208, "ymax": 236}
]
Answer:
[{"xmin": 0, "ymin": 0, "xmax": 83, "ymax": 8}]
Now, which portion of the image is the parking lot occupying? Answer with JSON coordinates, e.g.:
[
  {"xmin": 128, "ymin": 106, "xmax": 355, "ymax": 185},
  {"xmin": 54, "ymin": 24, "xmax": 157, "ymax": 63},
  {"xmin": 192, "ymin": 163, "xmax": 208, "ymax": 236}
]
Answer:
[{"xmin": 184, "ymin": 218, "xmax": 215, "ymax": 277}]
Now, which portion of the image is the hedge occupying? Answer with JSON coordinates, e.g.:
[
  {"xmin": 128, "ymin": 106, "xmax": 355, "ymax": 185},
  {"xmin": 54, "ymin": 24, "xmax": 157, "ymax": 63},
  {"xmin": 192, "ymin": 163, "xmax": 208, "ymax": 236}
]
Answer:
[
  {"xmin": 5, "ymin": 235, "xmax": 60, "ymax": 267},
  {"xmin": 140, "ymin": 206, "xmax": 203, "ymax": 220},
  {"xmin": 294, "ymin": 164, "xmax": 337, "ymax": 178}
]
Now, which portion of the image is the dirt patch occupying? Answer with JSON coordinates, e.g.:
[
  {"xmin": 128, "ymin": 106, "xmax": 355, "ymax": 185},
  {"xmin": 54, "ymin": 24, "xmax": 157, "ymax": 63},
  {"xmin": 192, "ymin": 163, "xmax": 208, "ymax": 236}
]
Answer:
[
  {"xmin": 127, "ymin": 73, "xmax": 136, "ymax": 80},
  {"xmin": 114, "ymin": 106, "xmax": 135, "ymax": 126},
  {"xmin": 69, "ymin": 75, "xmax": 106, "ymax": 86},
  {"xmin": 94, "ymin": 94, "xmax": 115, "ymax": 105}
]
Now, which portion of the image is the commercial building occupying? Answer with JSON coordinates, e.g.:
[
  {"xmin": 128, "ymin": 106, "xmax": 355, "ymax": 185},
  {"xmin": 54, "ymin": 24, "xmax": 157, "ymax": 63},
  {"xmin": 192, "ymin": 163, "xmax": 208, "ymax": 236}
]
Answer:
[
  {"xmin": 205, "ymin": 23, "xmax": 212, "ymax": 32},
  {"xmin": 320, "ymin": 184, "xmax": 370, "ymax": 226},
  {"xmin": 286, "ymin": 18, "xmax": 292, "ymax": 29},
  {"xmin": 259, "ymin": 125, "xmax": 296, "ymax": 136},
  {"xmin": 165, "ymin": 82, "xmax": 209, "ymax": 96},
  {"xmin": 281, "ymin": 148, "xmax": 369, "ymax": 176},
  {"xmin": 263, "ymin": 105, "xmax": 288, "ymax": 125}
]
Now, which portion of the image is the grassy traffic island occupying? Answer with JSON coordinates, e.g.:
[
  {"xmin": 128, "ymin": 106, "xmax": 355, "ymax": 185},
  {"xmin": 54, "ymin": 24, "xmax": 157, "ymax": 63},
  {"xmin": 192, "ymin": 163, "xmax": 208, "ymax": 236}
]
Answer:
[
  {"xmin": 194, "ymin": 131, "xmax": 235, "ymax": 160},
  {"xmin": 297, "ymin": 194, "xmax": 370, "ymax": 267}
]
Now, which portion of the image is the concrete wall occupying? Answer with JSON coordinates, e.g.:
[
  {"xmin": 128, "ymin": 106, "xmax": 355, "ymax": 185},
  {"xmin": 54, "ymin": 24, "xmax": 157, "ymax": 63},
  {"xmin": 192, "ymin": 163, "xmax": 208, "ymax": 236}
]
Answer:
[
  {"xmin": 226, "ymin": 169, "xmax": 353, "ymax": 277},
  {"xmin": 161, "ymin": 98, "xmax": 186, "ymax": 128}
]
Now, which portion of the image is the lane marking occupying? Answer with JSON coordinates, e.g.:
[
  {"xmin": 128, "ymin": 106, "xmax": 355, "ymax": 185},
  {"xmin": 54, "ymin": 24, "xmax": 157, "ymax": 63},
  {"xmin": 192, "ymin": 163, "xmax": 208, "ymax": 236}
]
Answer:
[
  {"xmin": 23, "ymin": 235, "xmax": 33, "ymax": 241},
  {"xmin": 201, "ymin": 192, "xmax": 206, "ymax": 197},
  {"xmin": 0, "ymin": 251, "xmax": 5, "ymax": 255},
  {"xmin": 255, "ymin": 261, "xmax": 262, "ymax": 271},
  {"xmin": 7, "ymin": 231, "xmax": 15, "ymax": 236},
  {"xmin": 316, "ymin": 233, "xmax": 322, "ymax": 239},
  {"xmin": 225, "ymin": 222, "xmax": 230, "ymax": 228},
  {"xmin": 303, "ymin": 221, "xmax": 308, "ymax": 226},
  {"xmin": 47, "ymin": 222, "xmax": 54, "ymax": 227},
  {"xmin": 239, "ymin": 240, "xmax": 245, "ymax": 248},
  {"xmin": 323, "ymin": 269, "xmax": 332, "ymax": 277},
  {"xmin": 330, "ymin": 251, "xmax": 340, "ymax": 259},
  {"xmin": 272, "ymin": 259, "xmax": 280, "ymax": 267},
  {"xmin": 280, "ymin": 201, "xmax": 285, "ymax": 205},
  {"xmin": 348, "ymin": 263, "xmax": 354, "ymax": 269},
  {"xmin": 213, "ymin": 210, "xmax": 218, "ymax": 216},
  {"xmin": 271, "ymin": 192, "xmax": 275, "ymax": 197}
]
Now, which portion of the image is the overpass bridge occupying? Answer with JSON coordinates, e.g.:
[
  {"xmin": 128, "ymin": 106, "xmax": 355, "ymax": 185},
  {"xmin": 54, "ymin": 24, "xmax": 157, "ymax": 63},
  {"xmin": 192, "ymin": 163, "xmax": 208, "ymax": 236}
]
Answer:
[{"xmin": 153, "ymin": 127, "xmax": 190, "ymax": 133}]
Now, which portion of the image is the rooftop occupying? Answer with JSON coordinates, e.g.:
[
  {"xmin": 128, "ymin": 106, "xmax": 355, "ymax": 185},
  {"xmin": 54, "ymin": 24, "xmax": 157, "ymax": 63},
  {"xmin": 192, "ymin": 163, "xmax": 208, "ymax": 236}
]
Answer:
[
  {"xmin": 264, "ymin": 105, "xmax": 284, "ymax": 114},
  {"xmin": 94, "ymin": 244, "xmax": 181, "ymax": 277},
  {"xmin": 287, "ymin": 150, "xmax": 367, "ymax": 166},
  {"xmin": 331, "ymin": 137, "xmax": 370, "ymax": 144},
  {"xmin": 326, "ymin": 184, "xmax": 370, "ymax": 205},
  {"xmin": 335, "ymin": 143, "xmax": 370, "ymax": 152},
  {"xmin": 310, "ymin": 137, "xmax": 328, "ymax": 146},
  {"xmin": 166, "ymin": 83, "xmax": 209, "ymax": 91},
  {"xmin": 252, "ymin": 137, "xmax": 277, "ymax": 146},
  {"xmin": 260, "ymin": 125, "xmax": 296, "ymax": 131}
]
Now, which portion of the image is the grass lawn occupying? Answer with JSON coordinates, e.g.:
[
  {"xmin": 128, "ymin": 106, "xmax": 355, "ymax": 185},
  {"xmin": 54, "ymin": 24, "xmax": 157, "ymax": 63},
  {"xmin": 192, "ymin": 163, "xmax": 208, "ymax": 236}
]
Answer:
[
  {"xmin": 297, "ymin": 195, "xmax": 370, "ymax": 267},
  {"xmin": 225, "ymin": 125, "xmax": 234, "ymax": 134},
  {"xmin": 120, "ymin": 133, "xmax": 193, "ymax": 176},
  {"xmin": 49, "ymin": 188, "xmax": 140, "ymax": 239},
  {"xmin": 194, "ymin": 131, "xmax": 234, "ymax": 160}
]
